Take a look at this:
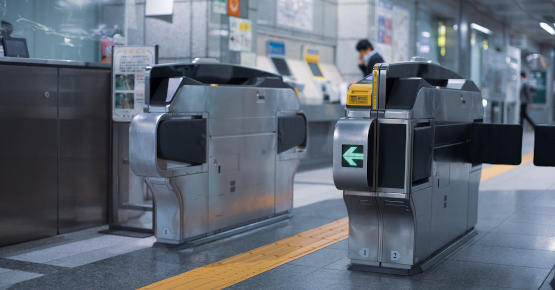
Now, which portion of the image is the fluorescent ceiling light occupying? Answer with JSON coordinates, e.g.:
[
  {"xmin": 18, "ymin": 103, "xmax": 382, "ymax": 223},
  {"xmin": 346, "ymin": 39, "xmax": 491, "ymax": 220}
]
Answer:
[
  {"xmin": 539, "ymin": 22, "xmax": 555, "ymax": 35},
  {"xmin": 470, "ymin": 23, "xmax": 492, "ymax": 35}
]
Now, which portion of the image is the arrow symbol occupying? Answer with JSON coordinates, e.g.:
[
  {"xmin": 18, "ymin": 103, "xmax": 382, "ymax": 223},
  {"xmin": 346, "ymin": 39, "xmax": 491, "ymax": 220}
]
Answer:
[{"xmin": 343, "ymin": 146, "xmax": 364, "ymax": 166}]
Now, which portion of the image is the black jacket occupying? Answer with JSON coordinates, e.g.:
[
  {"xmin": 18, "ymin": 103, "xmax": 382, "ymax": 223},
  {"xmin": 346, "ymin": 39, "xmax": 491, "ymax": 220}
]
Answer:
[
  {"xmin": 519, "ymin": 81, "xmax": 535, "ymax": 104},
  {"xmin": 359, "ymin": 52, "xmax": 385, "ymax": 76}
]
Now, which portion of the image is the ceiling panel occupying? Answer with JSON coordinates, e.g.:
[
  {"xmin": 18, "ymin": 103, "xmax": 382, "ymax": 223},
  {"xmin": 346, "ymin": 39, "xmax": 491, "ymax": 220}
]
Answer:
[{"xmin": 469, "ymin": 0, "xmax": 555, "ymax": 46}]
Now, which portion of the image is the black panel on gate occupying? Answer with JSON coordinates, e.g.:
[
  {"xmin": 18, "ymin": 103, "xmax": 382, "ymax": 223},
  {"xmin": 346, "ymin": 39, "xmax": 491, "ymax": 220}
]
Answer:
[
  {"xmin": 378, "ymin": 123, "xmax": 406, "ymax": 189},
  {"xmin": 412, "ymin": 126, "xmax": 433, "ymax": 183},
  {"xmin": 386, "ymin": 78, "xmax": 433, "ymax": 110},
  {"xmin": 278, "ymin": 115, "xmax": 307, "ymax": 153},
  {"xmin": 271, "ymin": 57, "xmax": 292, "ymax": 76},
  {"xmin": 157, "ymin": 118, "xmax": 207, "ymax": 164},
  {"xmin": 367, "ymin": 121, "xmax": 375, "ymax": 188},
  {"xmin": 468, "ymin": 123, "xmax": 522, "ymax": 165},
  {"xmin": 534, "ymin": 125, "xmax": 555, "ymax": 166}
]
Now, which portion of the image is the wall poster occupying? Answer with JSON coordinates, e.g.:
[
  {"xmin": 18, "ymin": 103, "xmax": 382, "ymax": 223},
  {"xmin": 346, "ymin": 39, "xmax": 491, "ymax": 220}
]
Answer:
[
  {"xmin": 229, "ymin": 17, "xmax": 252, "ymax": 52},
  {"xmin": 375, "ymin": 1, "xmax": 393, "ymax": 62},
  {"xmin": 375, "ymin": 1, "xmax": 410, "ymax": 62},
  {"xmin": 213, "ymin": 0, "xmax": 227, "ymax": 15},
  {"xmin": 392, "ymin": 6, "xmax": 410, "ymax": 62},
  {"xmin": 276, "ymin": 0, "xmax": 313, "ymax": 31},
  {"xmin": 112, "ymin": 46, "xmax": 155, "ymax": 122}
]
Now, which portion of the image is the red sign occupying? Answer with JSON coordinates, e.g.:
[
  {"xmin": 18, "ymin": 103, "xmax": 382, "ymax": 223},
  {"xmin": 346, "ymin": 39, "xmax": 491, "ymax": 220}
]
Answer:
[{"xmin": 228, "ymin": 0, "xmax": 240, "ymax": 17}]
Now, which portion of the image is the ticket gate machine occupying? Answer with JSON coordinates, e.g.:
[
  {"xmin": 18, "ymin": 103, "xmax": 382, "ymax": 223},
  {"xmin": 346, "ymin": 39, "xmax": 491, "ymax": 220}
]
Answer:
[
  {"xmin": 129, "ymin": 63, "xmax": 307, "ymax": 245},
  {"xmin": 333, "ymin": 61, "xmax": 529, "ymax": 274}
]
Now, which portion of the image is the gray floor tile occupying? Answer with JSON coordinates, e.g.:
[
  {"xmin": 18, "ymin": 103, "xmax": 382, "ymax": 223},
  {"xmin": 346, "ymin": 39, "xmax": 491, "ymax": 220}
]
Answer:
[
  {"xmin": 453, "ymin": 244, "xmax": 555, "ymax": 269},
  {"xmin": 0, "ymin": 226, "xmax": 108, "ymax": 259},
  {"xmin": 261, "ymin": 268, "xmax": 512, "ymax": 290},
  {"xmin": 288, "ymin": 248, "xmax": 346, "ymax": 267},
  {"xmin": 539, "ymin": 265, "xmax": 555, "ymax": 290},
  {"xmin": 0, "ymin": 258, "xmax": 68, "ymax": 275},
  {"xmin": 421, "ymin": 259, "xmax": 550, "ymax": 289},
  {"xmin": 45, "ymin": 244, "xmax": 148, "ymax": 267},
  {"xmin": 515, "ymin": 205, "xmax": 555, "ymax": 216},
  {"xmin": 10, "ymin": 257, "xmax": 183, "ymax": 290},
  {"xmin": 8, "ymin": 235, "xmax": 154, "ymax": 266},
  {"xmin": 324, "ymin": 257, "xmax": 350, "ymax": 270},
  {"xmin": 477, "ymin": 232, "xmax": 555, "ymax": 251},
  {"xmin": 507, "ymin": 212, "xmax": 555, "ymax": 226},
  {"xmin": 0, "ymin": 269, "xmax": 42, "ymax": 289},
  {"xmin": 325, "ymin": 239, "xmax": 348, "ymax": 250},
  {"xmin": 228, "ymin": 263, "xmax": 319, "ymax": 290},
  {"xmin": 493, "ymin": 221, "xmax": 555, "ymax": 236},
  {"xmin": 480, "ymin": 161, "xmax": 555, "ymax": 192}
]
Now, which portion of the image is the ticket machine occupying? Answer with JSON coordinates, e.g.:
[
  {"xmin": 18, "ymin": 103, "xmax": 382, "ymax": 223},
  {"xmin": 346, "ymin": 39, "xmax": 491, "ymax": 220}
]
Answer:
[{"xmin": 283, "ymin": 47, "xmax": 342, "ymax": 103}]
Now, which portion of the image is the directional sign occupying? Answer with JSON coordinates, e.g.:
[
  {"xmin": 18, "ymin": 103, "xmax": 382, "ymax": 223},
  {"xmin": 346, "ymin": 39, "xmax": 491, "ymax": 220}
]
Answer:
[{"xmin": 342, "ymin": 145, "xmax": 364, "ymax": 168}]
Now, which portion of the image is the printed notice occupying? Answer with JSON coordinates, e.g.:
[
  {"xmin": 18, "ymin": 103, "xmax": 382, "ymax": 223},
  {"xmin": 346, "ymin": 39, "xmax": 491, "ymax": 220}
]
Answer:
[
  {"xmin": 229, "ymin": 17, "xmax": 252, "ymax": 52},
  {"xmin": 112, "ymin": 46, "xmax": 155, "ymax": 122}
]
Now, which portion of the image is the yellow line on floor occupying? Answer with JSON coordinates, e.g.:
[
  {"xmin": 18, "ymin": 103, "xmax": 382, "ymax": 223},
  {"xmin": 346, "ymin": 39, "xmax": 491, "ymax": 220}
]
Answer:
[
  {"xmin": 480, "ymin": 152, "xmax": 533, "ymax": 182},
  {"xmin": 141, "ymin": 152, "xmax": 533, "ymax": 290},
  {"xmin": 140, "ymin": 218, "xmax": 348, "ymax": 290}
]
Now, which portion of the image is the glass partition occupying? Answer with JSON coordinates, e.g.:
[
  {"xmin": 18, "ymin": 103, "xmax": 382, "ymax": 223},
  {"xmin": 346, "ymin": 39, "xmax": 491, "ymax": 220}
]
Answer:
[
  {"xmin": 416, "ymin": 8, "xmax": 458, "ymax": 72},
  {"xmin": 0, "ymin": 0, "xmax": 124, "ymax": 63}
]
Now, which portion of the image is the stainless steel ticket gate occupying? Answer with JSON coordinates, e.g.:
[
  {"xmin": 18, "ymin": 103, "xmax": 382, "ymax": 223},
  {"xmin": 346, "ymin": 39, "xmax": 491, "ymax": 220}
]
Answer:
[
  {"xmin": 129, "ymin": 63, "xmax": 307, "ymax": 245},
  {"xmin": 332, "ymin": 60, "xmax": 536, "ymax": 274}
]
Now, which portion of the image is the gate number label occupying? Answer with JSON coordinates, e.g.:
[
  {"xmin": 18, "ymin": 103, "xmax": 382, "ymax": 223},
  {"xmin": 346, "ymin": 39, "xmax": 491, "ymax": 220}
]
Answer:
[
  {"xmin": 391, "ymin": 250, "xmax": 400, "ymax": 262},
  {"xmin": 359, "ymin": 248, "xmax": 369, "ymax": 258},
  {"xmin": 342, "ymin": 145, "xmax": 364, "ymax": 168}
]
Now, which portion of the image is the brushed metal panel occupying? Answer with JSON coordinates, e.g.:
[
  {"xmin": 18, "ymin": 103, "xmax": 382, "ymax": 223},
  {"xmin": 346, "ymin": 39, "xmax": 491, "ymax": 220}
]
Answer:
[
  {"xmin": 147, "ymin": 173, "xmax": 208, "ymax": 244},
  {"xmin": 111, "ymin": 122, "xmax": 152, "ymax": 230},
  {"xmin": 466, "ymin": 165, "xmax": 481, "ymax": 229},
  {"xmin": 379, "ymin": 198, "xmax": 415, "ymax": 267},
  {"xmin": 58, "ymin": 68, "xmax": 109, "ymax": 233},
  {"xmin": 430, "ymin": 160, "xmax": 471, "ymax": 252},
  {"xmin": 274, "ymin": 159, "xmax": 297, "ymax": 214},
  {"xmin": 344, "ymin": 194, "xmax": 380, "ymax": 266},
  {"xmin": 411, "ymin": 186, "xmax": 433, "ymax": 263},
  {"xmin": 209, "ymin": 134, "xmax": 276, "ymax": 231},
  {"xmin": 0, "ymin": 65, "xmax": 58, "ymax": 246},
  {"xmin": 210, "ymin": 117, "xmax": 276, "ymax": 137}
]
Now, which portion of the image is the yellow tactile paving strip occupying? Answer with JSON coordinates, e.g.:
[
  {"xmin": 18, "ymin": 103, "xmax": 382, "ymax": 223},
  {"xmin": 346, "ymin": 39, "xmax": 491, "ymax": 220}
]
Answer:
[
  {"xmin": 480, "ymin": 152, "xmax": 533, "ymax": 182},
  {"xmin": 141, "ymin": 218, "xmax": 349, "ymax": 290},
  {"xmin": 141, "ymin": 153, "xmax": 533, "ymax": 290}
]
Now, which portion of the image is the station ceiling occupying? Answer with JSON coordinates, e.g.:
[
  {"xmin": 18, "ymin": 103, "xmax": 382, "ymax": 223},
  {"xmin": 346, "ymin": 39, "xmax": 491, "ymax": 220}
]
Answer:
[{"xmin": 470, "ymin": 0, "xmax": 555, "ymax": 47}]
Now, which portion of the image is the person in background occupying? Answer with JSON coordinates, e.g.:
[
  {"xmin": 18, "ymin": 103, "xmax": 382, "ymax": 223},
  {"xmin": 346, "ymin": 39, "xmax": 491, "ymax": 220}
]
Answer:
[
  {"xmin": 356, "ymin": 39, "xmax": 385, "ymax": 77},
  {"xmin": 520, "ymin": 71, "xmax": 536, "ymax": 130}
]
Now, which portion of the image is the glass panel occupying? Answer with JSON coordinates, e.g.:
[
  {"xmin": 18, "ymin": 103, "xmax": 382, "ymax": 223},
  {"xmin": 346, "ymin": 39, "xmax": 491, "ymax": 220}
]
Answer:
[
  {"xmin": 416, "ymin": 7, "xmax": 457, "ymax": 72},
  {"xmin": 0, "ymin": 0, "xmax": 124, "ymax": 63},
  {"xmin": 470, "ymin": 31, "xmax": 489, "ymax": 89}
]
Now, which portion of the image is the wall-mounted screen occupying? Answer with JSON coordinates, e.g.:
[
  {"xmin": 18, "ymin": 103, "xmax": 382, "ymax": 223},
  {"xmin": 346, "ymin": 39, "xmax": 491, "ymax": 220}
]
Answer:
[
  {"xmin": 271, "ymin": 57, "xmax": 292, "ymax": 76},
  {"xmin": 307, "ymin": 62, "xmax": 323, "ymax": 77},
  {"xmin": 3, "ymin": 37, "xmax": 29, "ymax": 58}
]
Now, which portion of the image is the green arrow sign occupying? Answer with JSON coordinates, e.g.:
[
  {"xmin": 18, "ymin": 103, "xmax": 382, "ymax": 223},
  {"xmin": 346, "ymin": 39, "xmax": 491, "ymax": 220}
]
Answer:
[{"xmin": 342, "ymin": 145, "xmax": 364, "ymax": 167}]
